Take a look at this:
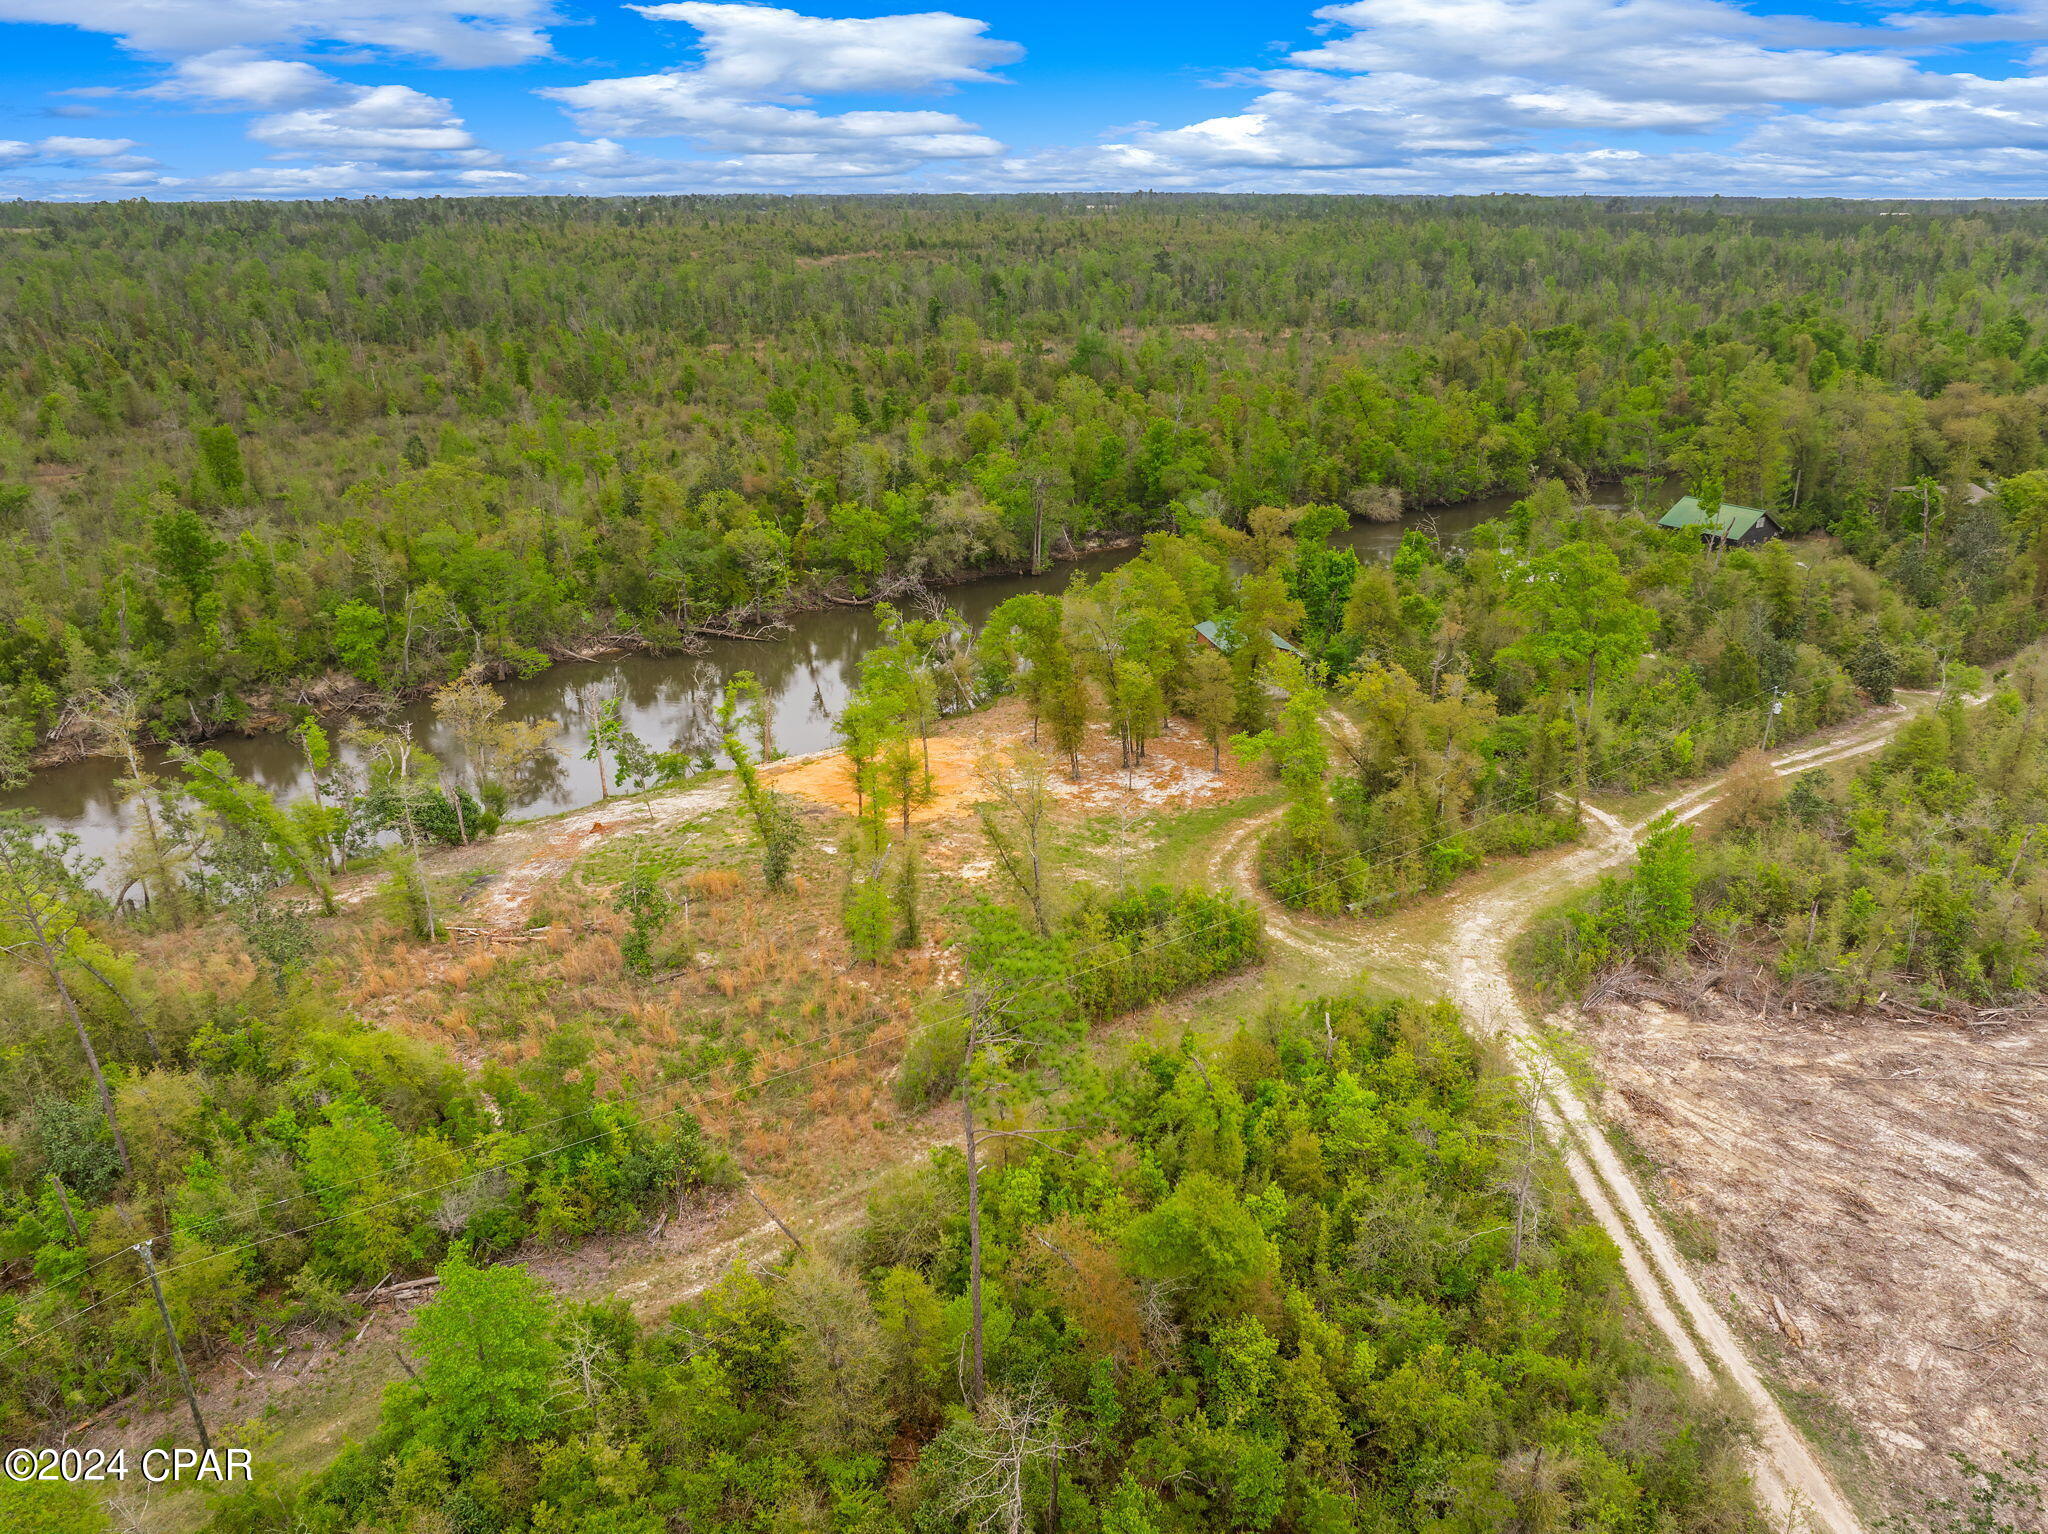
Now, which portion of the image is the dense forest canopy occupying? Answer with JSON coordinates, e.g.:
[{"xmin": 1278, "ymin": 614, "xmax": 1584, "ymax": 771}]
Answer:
[{"xmin": 5, "ymin": 194, "xmax": 2048, "ymax": 773}]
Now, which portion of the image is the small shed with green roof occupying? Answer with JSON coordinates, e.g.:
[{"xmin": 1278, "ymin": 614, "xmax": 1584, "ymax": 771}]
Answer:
[{"xmin": 1657, "ymin": 496, "xmax": 1783, "ymax": 548}]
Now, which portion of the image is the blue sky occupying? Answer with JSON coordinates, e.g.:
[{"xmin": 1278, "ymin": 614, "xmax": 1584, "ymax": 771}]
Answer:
[{"xmin": 2, "ymin": 0, "xmax": 2047, "ymax": 198}]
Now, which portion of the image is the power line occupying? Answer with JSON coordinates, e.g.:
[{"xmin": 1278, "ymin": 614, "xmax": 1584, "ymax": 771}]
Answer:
[
  {"xmin": 157, "ymin": 662, "xmax": 1819, "ymax": 1224},
  {"xmin": 1, "ymin": 672, "xmax": 1918, "ymax": 1375}
]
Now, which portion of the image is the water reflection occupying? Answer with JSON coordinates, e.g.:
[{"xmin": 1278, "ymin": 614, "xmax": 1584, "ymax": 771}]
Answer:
[{"xmin": 5, "ymin": 494, "xmax": 1533, "ymax": 874}]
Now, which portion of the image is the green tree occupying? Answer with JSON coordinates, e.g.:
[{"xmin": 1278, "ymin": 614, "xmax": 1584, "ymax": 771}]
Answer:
[
  {"xmin": 1507, "ymin": 538, "xmax": 1656, "ymax": 723},
  {"xmin": 955, "ymin": 904, "xmax": 1082, "ymax": 1406},
  {"xmin": 1041, "ymin": 638, "xmax": 1092, "ymax": 780},
  {"xmin": 330, "ymin": 599, "xmax": 389, "ymax": 687},
  {"xmin": 1633, "ymin": 813, "xmax": 1697, "ymax": 956},
  {"xmin": 1123, "ymin": 1171, "xmax": 1275, "ymax": 1323},
  {"xmin": 777, "ymin": 1258, "xmax": 889, "ymax": 1456},
  {"xmin": 721, "ymin": 673, "xmax": 803, "ymax": 891},
  {"xmin": 1851, "ymin": 633, "xmax": 1898, "ymax": 705},
  {"xmin": 177, "ymin": 747, "xmax": 337, "ymax": 915},
  {"xmin": 1183, "ymin": 646, "xmax": 1239, "ymax": 769},
  {"xmin": 581, "ymin": 691, "xmax": 649, "ymax": 800},
  {"xmin": 875, "ymin": 1266, "xmax": 949, "ymax": 1426},
  {"xmin": 1504, "ymin": 537, "xmax": 1657, "ymax": 795},
  {"xmin": 845, "ymin": 861, "xmax": 894, "ymax": 966},
  {"xmin": 1108, "ymin": 658, "xmax": 1165, "ymax": 770},
  {"xmin": 615, "ymin": 860, "xmax": 671, "ymax": 974},
  {"xmin": 150, "ymin": 501, "xmax": 221, "ymax": 619},
  {"xmin": 194, "ymin": 424, "xmax": 247, "ymax": 502},
  {"xmin": 0, "ymin": 813, "xmax": 132, "ymax": 1176},
  {"xmin": 340, "ymin": 725, "xmax": 444, "ymax": 934},
  {"xmin": 408, "ymin": 1251, "xmax": 564, "ymax": 1465},
  {"xmin": 973, "ymin": 749, "xmax": 1057, "ymax": 937}
]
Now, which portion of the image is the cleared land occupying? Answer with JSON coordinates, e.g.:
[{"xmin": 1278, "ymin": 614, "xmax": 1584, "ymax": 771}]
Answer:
[{"xmin": 1578, "ymin": 994, "xmax": 2048, "ymax": 1519}]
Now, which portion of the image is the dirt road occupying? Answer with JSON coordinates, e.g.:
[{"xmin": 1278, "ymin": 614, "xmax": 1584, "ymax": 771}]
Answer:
[
  {"xmin": 98, "ymin": 696, "xmax": 1940, "ymax": 1532},
  {"xmin": 1215, "ymin": 700, "xmax": 1941, "ymax": 1533},
  {"xmin": 1449, "ymin": 708, "xmax": 1958, "ymax": 1534}
]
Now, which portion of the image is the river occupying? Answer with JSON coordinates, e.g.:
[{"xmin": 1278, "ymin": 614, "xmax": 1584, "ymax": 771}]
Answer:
[{"xmin": 5, "ymin": 492, "xmax": 1563, "ymax": 877}]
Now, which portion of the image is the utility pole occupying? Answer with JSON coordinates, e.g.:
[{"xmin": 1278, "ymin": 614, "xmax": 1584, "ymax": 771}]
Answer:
[
  {"xmin": 1763, "ymin": 690, "xmax": 1784, "ymax": 749},
  {"xmin": 744, "ymin": 1183, "xmax": 806, "ymax": 1255},
  {"xmin": 135, "ymin": 1239, "xmax": 211, "ymax": 1455}
]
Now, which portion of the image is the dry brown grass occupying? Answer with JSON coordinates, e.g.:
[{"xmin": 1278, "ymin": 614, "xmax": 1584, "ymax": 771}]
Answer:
[
  {"xmin": 558, "ymin": 934, "xmax": 623, "ymax": 984},
  {"xmin": 690, "ymin": 868, "xmax": 744, "ymax": 900},
  {"xmin": 231, "ymin": 743, "xmax": 1047, "ymax": 1197}
]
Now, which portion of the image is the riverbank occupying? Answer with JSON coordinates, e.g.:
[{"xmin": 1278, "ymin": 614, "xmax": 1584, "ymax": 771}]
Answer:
[
  {"xmin": 20, "ymin": 530, "xmax": 1159, "ymax": 773},
  {"xmin": 3, "ymin": 485, "xmax": 1604, "ymax": 874}
]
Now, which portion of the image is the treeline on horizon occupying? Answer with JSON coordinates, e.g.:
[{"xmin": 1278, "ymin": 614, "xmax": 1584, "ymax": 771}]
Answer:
[{"xmin": 5, "ymin": 194, "xmax": 2048, "ymax": 773}]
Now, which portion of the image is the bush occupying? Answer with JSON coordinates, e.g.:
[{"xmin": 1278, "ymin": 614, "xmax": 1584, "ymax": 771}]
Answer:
[
  {"xmin": 1066, "ymin": 885, "xmax": 1266, "ymax": 1021},
  {"xmin": 892, "ymin": 1014, "xmax": 966, "ymax": 1110},
  {"xmin": 1465, "ymin": 810, "xmax": 1579, "ymax": 858}
]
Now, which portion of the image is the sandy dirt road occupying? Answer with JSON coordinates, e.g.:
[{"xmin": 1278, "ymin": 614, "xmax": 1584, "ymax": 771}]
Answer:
[
  {"xmin": 1443, "ymin": 709, "xmax": 1950, "ymax": 1533},
  {"xmin": 93, "ymin": 695, "xmax": 1944, "ymax": 1532},
  {"xmin": 1215, "ymin": 699, "xmax": 1942, "ymax": 1533}
]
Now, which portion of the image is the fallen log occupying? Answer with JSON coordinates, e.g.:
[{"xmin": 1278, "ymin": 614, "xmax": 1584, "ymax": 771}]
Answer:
[
  {"xmin": 1767, "ymin": 1292, "xmax": 1805, "ymax": 1347},
  {"xmin": 349, "ymin": 1276, "xmax": 440, "ymax": 1305}
]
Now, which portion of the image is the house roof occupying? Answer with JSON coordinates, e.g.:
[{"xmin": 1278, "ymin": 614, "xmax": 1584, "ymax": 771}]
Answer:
[
  {"xmin": 1657, "ymin": 495, "xmax": 1775, "ymax": 541},
  {"xmin": 1195, "ymin": 618, "xmax": 1305, "ymax": 657}
]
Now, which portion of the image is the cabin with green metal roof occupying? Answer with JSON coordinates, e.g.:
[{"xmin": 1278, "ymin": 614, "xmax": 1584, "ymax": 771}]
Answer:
[
  {"xmin": 1657, "ymin": 496, "xmax": 1783, "ymax": 548},
  {"xmin": 1194, "ymin": 618, "xmax": 1305, "ymax": 658}
]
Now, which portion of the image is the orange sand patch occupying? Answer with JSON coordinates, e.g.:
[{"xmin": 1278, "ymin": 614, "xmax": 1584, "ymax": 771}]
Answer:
[
  {"xmin": 764, "ymin": 737, "xmax": 987, "ymax": 823},
  {"xmin": 1048, "ymin": 714, "xmax": 1262, "ymax": 813},
  {"xmin": 762, "ymin": 696, "xmax": 1270, "ymax": 830}
]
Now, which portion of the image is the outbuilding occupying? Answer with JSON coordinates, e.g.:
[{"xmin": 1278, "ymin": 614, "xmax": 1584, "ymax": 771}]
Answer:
[
  {"xmin": 1194, "ymin": 618, "xmax": 1305, "ymax": 657},
  {"xmin": 1657, "ymin": 495, "xmax": 1783, "ymax": 548}
]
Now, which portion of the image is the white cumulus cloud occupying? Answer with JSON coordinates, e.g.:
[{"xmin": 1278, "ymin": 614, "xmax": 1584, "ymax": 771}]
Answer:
[
  {"xmin": 626, "ymin": 2, "xmax": 1019, "ymax": 95},
  {"xmin": 538, "ymin": 3, "xmax": 1018, "ymax": 182},
  {"xmin": 0, "ymin": 134, "xmax": 145, "ymax": 165},
  {"xmin": 250, "ymin": 84, "xmax": 488, "ymax": 164},
  {"xmin": 147, "ymin": 49, "xmax": 343, "ymax": 109},
  {"xmin": 0, "ymin": 0, "xmax": 555, "ymax": 67},
  {"xmin": 14, "ymin": 0, "xmax": 2048, "ymax": 198},
  {"xmin": 962, "ymin": 0, "xmax": 2048, "ymax": 196}
]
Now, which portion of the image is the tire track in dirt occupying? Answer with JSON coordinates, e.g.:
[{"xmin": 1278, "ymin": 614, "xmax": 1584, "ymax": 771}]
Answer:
[
  {"xmin": 1199, "ymin": 799, "xmax": 1363, "ymax": 969},
  {"xmin": 1432, "ymin": 705, "xmax": 1957, "ymax": 1534},
  {"xmin": 211, "ymin": 699, "xmax": 1935, "ymax": 1529},
  {"xmin": 1228, "ymin": 700, "xmax": 1948, "ymax": 1533},
  {"xmin": 1198, "ymin": 708, "xmax": 1453, "ymax": 978}
]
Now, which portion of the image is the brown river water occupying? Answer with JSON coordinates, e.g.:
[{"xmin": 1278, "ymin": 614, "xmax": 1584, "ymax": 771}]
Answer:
[{"xmin": 5, "ymin": 495, "xmax": 1559, "ymax": 878}]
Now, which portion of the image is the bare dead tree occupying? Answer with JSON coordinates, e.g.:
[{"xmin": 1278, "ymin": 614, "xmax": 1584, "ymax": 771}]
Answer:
[
  {"xmin": 1138, "ymin": 1277, "xmax": 1183, "ymax": 1359},
  {"xmin": 562, "ymin": 1317, "xmax": 616, "ymax": 1414},
  {"xmin": 1482, "ymin": 1082, "xmax": 1548, "ymax": 1271},
  {"xmin": 941, "ymin": 1383, "xmax": 1077, "ymax": 1534}
]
